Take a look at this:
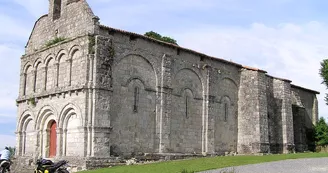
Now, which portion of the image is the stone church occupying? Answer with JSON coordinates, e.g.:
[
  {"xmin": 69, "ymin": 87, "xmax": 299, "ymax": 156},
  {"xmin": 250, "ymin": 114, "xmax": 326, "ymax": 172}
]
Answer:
[{"xmin": 15, "ymin": 0, "xmax": 319, "ymax": 170}]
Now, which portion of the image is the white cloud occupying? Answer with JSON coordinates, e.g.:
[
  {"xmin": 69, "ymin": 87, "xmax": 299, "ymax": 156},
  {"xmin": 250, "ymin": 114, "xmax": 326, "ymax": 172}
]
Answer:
[
  {"xmin": 0, "ymin": 135, "xmax": 16, "ymax": 148},
  {"xmin": 173, "ymin": 21, "xmax": 328, "ymax": 118}
]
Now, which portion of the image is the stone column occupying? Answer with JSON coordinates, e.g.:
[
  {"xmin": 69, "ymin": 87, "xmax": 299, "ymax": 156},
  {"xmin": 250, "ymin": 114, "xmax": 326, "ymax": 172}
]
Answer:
[
  {"xmin": 204, "ymin": 66, "xmax": 216, "ymax": 155},
  {"xmin": 67, "ymin": 58, "xmax": 73, "ymax": 86},
  {"xmin": 33, "ymin": 70, "xmax": 37, "ymax": 92},
  {"xmin": 57, "ymin": 127, "xmax": 63, "ymax": 156},
  {"xmin": 55, "ymin": 62, "xmax": 59, "ymax": 87},
  {"xmin": 43, "ymin": 66, "xmax": 48, "ymax": 91},
  {"xmin": 159, "ymin": 54, "xmax": 172, "ymax": 153},
  {"xmin": 86, "ymin": 54, "xmax": 95, "ymax": 157},
  {"xmin": 20, "ymin": 73, "xmax": 27, "ymax": 96},
  {"xmin": 15, "ymin": 131, "xmax": 22, "ymax": 156}
]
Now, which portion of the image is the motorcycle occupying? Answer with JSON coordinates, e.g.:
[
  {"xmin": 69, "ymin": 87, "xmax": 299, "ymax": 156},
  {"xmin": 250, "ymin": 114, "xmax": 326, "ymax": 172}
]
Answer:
[
  {"xmin": 0, "ymin": 160, "xmax": 11, "ymax": 173},
  {"xmin": 34, "ymin": 159, "xmax": 69, "ymax": 173}
]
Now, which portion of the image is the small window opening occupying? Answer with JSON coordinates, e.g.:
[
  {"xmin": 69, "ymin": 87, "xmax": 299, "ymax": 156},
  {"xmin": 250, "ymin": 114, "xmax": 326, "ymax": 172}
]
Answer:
[
  {"xmin": 185, "ymin": 95, "xmax": 189, "ymax": 118},
  {"xmin": 133, "ymin": 87, "xmax": 139, "ymax": 113},
  {"xmin": 200, "ymin": 56, "xmax": 204, "ymax": 62},
  {"xmin": 53, "ymin": 0, "xmax": 62, "ymax": 20},
  {"xmin": 224, "ymin": 103, "xmax": 228, "ymax": 122}
]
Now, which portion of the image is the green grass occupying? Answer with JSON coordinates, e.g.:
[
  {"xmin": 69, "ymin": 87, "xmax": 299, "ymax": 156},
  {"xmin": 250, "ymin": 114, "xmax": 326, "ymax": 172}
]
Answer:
[
  {"xmin": 79, "ymin": 153, "xmax": 328, "ymax": 173},
  {"xmin": 45, "ymin": 37, "xmax": 66, "ymax": 47}
]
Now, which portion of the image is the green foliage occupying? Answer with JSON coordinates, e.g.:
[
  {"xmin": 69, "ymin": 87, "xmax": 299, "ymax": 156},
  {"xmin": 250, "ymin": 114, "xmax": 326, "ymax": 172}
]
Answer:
[
  {"xmin": 315, "ymin": 117, "xmax": 328, "ymax": 146},
  {"xmin": 144, "ymin": 31, "xmax": 178, "ymax": 45},
  {"xmin": 78, "ymin": 153, "xmax": 328, "ymax": 173},
  {"xmin": 28, "ymin": 97, "xmax": 36, "ymax": 106},
  {"xmin": 7, "ymin": 147, "xmax": 15, "ymax": 158},
  {"xmin": 320, "ymin": 59, "xmax": 328, "ymax": 104},
  {"xmin": 45, "ymin": 37, "xmax": 66, "ymax": 47}
]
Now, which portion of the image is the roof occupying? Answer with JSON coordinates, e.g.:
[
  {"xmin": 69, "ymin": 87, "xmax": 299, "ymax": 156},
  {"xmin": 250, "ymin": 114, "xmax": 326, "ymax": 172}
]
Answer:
[
  {"xmin": 291, "ymin": 84, "xmax": 320, "ymax": 94},
  {"xmin": 98, "ymin": 25, "xmax": 320, "ymax": 95},
  {"xmin": 266, "ymin": 74, "xmax": 292, "ymax": 83},
  {"xmin": 25, "ymin": 14, "xmax": 48, "ymax": 48},
  {"xmin": 99, "ymin": 25, "xmax": 267, "ymax": 71}
]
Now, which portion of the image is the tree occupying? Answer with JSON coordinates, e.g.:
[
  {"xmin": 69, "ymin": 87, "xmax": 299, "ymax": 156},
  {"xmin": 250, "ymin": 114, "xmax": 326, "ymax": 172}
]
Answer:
[
  {"xmin": 144, "ymin": 31, "xmax": 178, "ymax": 45},
  {"xmin": 319, "ymin": 59, "xmax": 328, "ymax": 104},
  {"xmin": 314, "ymin": 117, "xmax": 328, "ymax": 146}
]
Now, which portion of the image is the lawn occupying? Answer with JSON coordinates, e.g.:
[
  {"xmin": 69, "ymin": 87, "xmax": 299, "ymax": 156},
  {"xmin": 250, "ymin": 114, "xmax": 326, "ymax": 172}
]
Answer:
[{"xmin": 79, "ymin": 152, "xmax": 328, "ymax": 173}]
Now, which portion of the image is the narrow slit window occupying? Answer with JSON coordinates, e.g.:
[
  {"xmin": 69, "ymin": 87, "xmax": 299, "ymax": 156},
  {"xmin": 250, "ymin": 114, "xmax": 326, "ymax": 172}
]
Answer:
[
  {"xmin": 133, "ymin": 87, "xmax": 139, "ymax": 113},
  {"xmin": 185, "ymin": 96, "xmax": 189, "ymax": 118},
  {"xmin": 224, "ymin": 103, "xmax": 228, "ymax": 122},
  {"xmin": 53, "ymin": 0, "xmax": 62, "ymax": 20}
]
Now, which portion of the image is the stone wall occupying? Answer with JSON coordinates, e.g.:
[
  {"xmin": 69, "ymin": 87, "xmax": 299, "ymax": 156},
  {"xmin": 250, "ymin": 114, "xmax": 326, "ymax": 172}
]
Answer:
[
  {"xmin": 237, "ymin": 69, "xmax": 269, "ymax": 154},
  {"xmin": 15, "ymin": 0, "xmax": 321, "ymax": 172},
  {"xmin": 291, "ymin": 85, "xmax": 318, "ymax": 152},
  {"xmin": 96, "ymin": 28, "xmax": 244, "ymax": 156},
  {"xmin": 16, "ymin": 36, "xmax": 91, "ymax": 159},
  {"xmin": 16, "ymin": 92, "xmax": 87, "ymax": 158}
]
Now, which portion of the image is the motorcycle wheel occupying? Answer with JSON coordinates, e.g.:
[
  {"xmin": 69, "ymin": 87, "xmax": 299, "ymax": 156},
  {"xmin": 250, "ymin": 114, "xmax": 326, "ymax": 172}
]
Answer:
[{"xmin": 57, "ymin": 170, "xmax": 69, "ymax": 173}]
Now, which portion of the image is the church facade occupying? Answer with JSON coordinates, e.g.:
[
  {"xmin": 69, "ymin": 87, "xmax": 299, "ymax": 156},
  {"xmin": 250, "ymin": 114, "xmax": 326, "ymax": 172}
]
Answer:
[{"xmin": 16, "ymin": 0, "xmax": 319, "ymax": 171}]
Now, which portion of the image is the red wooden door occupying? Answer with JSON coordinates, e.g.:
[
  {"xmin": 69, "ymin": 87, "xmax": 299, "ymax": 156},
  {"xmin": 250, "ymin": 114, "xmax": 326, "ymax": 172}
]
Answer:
[{"xmin": 49, "ymin": 121, "xmax": 57, "ymax": 157}]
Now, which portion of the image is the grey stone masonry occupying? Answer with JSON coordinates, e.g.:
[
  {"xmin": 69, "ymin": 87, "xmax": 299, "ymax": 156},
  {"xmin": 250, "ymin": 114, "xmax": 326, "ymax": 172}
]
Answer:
[
  {"xmin": 15, "ymin": 0, "xmax": 320, "ymax": 172},
  {"xmin": 237, "ymin": 69, "xmax": 269, "ymax": 154}
]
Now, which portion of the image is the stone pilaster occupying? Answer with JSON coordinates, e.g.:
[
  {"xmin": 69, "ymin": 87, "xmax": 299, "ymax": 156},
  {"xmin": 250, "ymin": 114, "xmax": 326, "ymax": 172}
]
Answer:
[
  {"xmin": 57, "ymin": 127, "xmax": 63, "ymax": 156},
  {"xmin": 204, "ymin": 66, "xmax": 216, "ymax": 155},
  {"xmin": 159, "ymin": 54, "xmax": 173, "ymax": 153}
]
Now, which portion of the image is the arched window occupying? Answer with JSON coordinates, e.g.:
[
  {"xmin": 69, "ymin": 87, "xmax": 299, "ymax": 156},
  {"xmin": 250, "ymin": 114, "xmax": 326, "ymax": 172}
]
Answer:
[
  {"xmin": 185, "ymin": 95, "xmax": 190, "ymax": 118},
  {"xmin": 133, "ymin": 87, "xmax": 139, "ymax": 113},
  {"xmin": 53, "ymin": 0, "xmax": 62, "ymax": 20},
  {"xmin": 221, "ymin": 96, "xmax": 231, "ymax": 122},
  {"xmin": 224, "ymin": 103, "xmax": 228, "ymax": 122}
]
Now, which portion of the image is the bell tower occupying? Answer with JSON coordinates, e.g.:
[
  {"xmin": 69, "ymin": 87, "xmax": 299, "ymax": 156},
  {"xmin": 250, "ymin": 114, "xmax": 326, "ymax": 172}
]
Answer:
[{"xmin": 49, "ymin": 0, "xmax": 63, "ymax": 21}]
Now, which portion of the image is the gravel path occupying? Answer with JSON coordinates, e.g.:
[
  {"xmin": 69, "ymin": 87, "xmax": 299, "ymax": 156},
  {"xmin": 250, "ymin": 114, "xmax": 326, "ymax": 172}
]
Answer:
[{"xmin": 199, "ymin": 157, "xmax": 328, "ymax": 173}]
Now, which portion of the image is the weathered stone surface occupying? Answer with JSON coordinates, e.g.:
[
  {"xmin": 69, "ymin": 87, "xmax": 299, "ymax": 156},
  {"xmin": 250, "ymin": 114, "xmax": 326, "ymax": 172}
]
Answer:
[{"xmin": 15, "ymin": 0, "xmax": 320, "ymax": 172}]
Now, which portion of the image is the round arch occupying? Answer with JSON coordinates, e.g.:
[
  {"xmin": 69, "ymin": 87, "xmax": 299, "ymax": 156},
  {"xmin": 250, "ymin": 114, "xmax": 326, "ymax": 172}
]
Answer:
[
  {"xmin": 17, "ymin": 110, "xmax": 34, "ymax": 132},
  {"xmin": 33, "ymin": 58, "xmax": 43, "ymax": 69},
  {"xmin": 44, "ymin": 54, "xmax": 56, "ymax": 66},
  {"xmin": 58, "ymin": 103, "xmax": 83, "ymax": 129},
  {"xmin": 173, "ymin": 68, "xmax": 204, "ymax": 98},
  {"xmin": 23, "ymin": 62, "xmax": 32, "ymax": 74},
  {"xmin": 68, "ymin": 45, "xmax": 82, "ymax": 59},
  {"xmin": 35, "ymin": 105, "xmax": 58, "ymax": 130},
  {"xmin": 114, "ymin": 53, "xmax": 158, "ymax": 89},
  {"xmin": 55, "ymin": 49, "xmax": 68, "ymax": 62}
]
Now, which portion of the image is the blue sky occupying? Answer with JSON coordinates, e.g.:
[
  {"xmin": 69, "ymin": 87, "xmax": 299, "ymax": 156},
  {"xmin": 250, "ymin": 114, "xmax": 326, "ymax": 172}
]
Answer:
[{"xmin": 1, "ymin": 0, "xmax": 328, "ymax": 147}]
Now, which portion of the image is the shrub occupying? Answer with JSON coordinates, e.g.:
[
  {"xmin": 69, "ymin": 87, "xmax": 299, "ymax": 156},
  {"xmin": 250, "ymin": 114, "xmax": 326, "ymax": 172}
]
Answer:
[{"xmin": 45, "ymin": 37, "xmax": 66, "ymax": 47}]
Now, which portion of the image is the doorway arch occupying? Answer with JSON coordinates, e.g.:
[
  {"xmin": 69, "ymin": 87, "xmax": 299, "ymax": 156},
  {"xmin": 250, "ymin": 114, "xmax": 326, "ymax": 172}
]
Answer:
[{"xmin": 49, "ymin": 120, "xmax": 57, "ymax": 157}]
